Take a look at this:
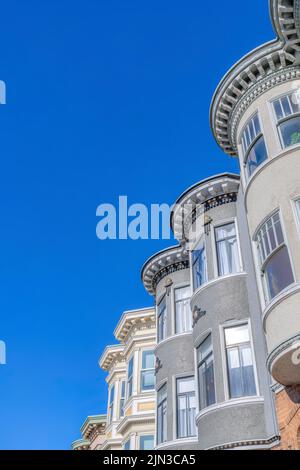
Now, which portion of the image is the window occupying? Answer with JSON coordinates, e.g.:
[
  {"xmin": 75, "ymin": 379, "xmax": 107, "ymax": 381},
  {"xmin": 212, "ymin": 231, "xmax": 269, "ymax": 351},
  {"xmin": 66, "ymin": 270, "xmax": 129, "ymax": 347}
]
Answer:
[
  {"xmin": 157, "ymin": 384, "xmax": 167, "ymax": 445},
  {"xmin": 119, "ymin": 381, "xmax": 126, "ymax": 418},
  {"xmin": 175, "ymin": 286, "xmax": 192, "ymax": 334},
  {"xmin": 197, "ymin": 334, "xmax": 216, "ymax": 410},
  {"xmin": 141, "ymin": 350, "xmax": 155, "ymax": 391},
  {"xmin": 241, "ymin": 113, "xmax": 268, "ymax": 178},
  {"xmin": 256, "ymin": 212, "xmax": 294, "ymax": 301},
  {"xmin": 127, "ymin": 357, "xmax": 134, "ymax": 399},
  {"xmin": 140, "ymin": 435, "xmax": 154, "ymax": 450},
  {"xmin": 176, "ymin": 377, "xmax": 196, "ymax": 439},
  {"xmin": 215, "ymin": 222, "xmax": 240, "ymax": 276},
  {"xmin": 158, "ymin": 296, "xmax": 167, "ymax": 343},
  {"xmin": 225, "ymin": 324, "xmax": 257, "ymax": 399},
  {"xmin": 108, "ymin": 385, "xmax": 115, "ymax": 424},
  {"xmin": 124, "ymin": 439, "xmax": 131, "ymax": 450},
  {"xmin": 273, "ymin": 93, "xmax": 300, "ymax": 148},
  {"xmin": 192, "ymin": 236, "xmax": 207, "ymax": 290}
]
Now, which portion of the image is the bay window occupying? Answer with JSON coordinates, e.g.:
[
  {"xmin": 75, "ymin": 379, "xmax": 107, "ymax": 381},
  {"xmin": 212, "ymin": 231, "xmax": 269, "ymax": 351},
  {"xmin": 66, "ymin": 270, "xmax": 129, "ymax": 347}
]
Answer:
[
  {"xmin": 119, "ymin": 380, "xmax": 126, "ymax": 418},
  {"xmin": 256, "ymin": 212, "xmax": 294, "ymax": 301},
  {"xmin": 273, "ymin": 93, "xmax": 300, "ymax": 148},
  {"xmin": 157, "ymin": 296, "xmax": 167, "ymax": 343},
  {"xmin": 141, "ymin": 350, "xmax": 155, "ymax": 392},
  {"xmin": 176, "ymin": 377, "xmax": 196, "ymax": 439},
  {"xmin": 197, "ymin": 334, "xmax": 216, "ymax": 410},
  {"xmin": 140, "ymin": 435, "xmax": 154, "ymax": 450},
  {"xmin": 175, "ymin": 286, "xmax": 192, "ymax": 334},
  {"xmin": 127, "ymin": 356, "xmax": 134, "ymax": 399},
  {"xmin": 108, "ymin": 384, "xmax": 115, "ymax": 424},
  {"xmin": 124, "ymin": 439, "xmax": 131, "ymax": 450},
  {"xmin": 215, "ymin": 222, "xmax": 240, "ymax": 276},
  {"xmin": 192, "ymin": 236, "xmax": 207, "ymax": 290},
  {"xmin": 241, "ymin": 113, "xmax": 268, "ymax": 178},
  {"xmin": 157, "ymin": 384, "xmax": 167, "ymax": 445},
  {"xmin": 225, "ymin": 324, "xmax": 256, "ymax": 399}
]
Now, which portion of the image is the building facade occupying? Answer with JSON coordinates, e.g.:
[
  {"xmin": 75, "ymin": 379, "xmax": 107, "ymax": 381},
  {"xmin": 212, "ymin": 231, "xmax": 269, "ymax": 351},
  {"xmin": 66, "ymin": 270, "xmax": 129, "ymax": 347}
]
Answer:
[{"xmin": 73, "ymin": 0, "xmax": 300, "ymax": 451}]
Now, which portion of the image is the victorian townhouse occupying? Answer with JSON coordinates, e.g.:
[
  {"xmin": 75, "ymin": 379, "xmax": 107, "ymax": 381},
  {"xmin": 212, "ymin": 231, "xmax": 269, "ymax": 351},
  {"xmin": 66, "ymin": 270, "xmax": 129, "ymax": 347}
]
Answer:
[{"xmin": 73, "ymin": 0, "xmax": 300, "ymax": 450}]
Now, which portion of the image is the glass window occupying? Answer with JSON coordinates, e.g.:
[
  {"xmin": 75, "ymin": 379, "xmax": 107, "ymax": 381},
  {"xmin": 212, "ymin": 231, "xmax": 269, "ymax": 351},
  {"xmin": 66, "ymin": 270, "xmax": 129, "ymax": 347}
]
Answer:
[
  {"xmin": 157, "ymin": 384, "xmax": 167, "ymax": 445},
  {"xmin": 197, "ymin": 335, "xmax": 216, "ymax": 410},
  {"xmin": 140, "ymin": 435, "xmax": 154, "ymax": 450},
  {"xmin": 175, "ymin": 286, "xmax": 192, "ymax": 334},
  {"xmin": 241, "ymin": 113, "xmax": 268, "ymax": 178},
  {"xmin": 119, "ymin": 381, "xmax": 126, "ymax": 418},
  {"xmin": 176, "ymin": 377, "xmax": 196, "ymax": 439},
  {"xmin": 141, "ymin": 350, "xmax": 155, "ymax": 391},
  {"xmin": 215, "ymin": 222, "xmax": 240, "ymax": 276},
  {"xmin": 192, "ymin": 236, "xmax": 207, "ymax": 290},
  {"xmin": 256, "ymin": 212, "xmax": 294, "ymax": 301},
  {"xmin": 127, "ymin": 357, "xmax": 134, "ymax": 399},
  {"xmin": 124, "ymin": 439, "xmax": 131, "ymax": 450},
  {"xmin": 158, "ymin": 296, "xmax": 167, "ymax": 343},
  {"xmin": 273, "ymin": 93, "xmax": 300, "ymax": 148},
  {"xmin": 225, "ymin": 324, "xmax": 257, "ymax": 399},
  {"xmin": 108, "ymin": 384, "xmax": 115, "ymax": 424}
]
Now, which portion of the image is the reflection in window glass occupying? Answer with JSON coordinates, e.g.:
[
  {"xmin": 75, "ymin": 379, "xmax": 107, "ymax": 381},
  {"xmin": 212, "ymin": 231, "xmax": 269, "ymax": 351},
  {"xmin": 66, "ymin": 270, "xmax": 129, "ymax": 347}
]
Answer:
[
  {"xmin": 192, "ymin": 237, "xmax": 207, "ymax": 290},
  {"xmin": 175, "ymin": 286, "xmax": 192, "ymax": 334},
  {"xmin": 241, "ymin": 113, "xmax": 268, "ymax": 179},
  {"xmin": 273, "ymin": 93, "xmax": 300, "ymax": 148}
]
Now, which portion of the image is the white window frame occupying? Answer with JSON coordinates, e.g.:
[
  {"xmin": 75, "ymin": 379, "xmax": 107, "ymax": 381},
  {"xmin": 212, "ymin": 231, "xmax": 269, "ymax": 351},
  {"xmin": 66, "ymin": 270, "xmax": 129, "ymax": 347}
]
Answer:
[
  {"xmin": 173, "ymin": 284, "xmax": 192, "ymax": 335},
  {"xmin": 119, "ymin": 380, "xmax": 126, "ymax": 418},
  {"xmin": 175, "ymin": 376, "xmax": 197, "ymax": 440},
  {"xmin": 157, "ymin": 294, "xmax": 167, "ymax": 343},
  {"xmin": 239, "ymin": 112, "xmax": 268, "ymax": 180},
  {"xmin": 219, "ymin": 320, "xmax": 259, "ymax": 402},
  {"xmin": 126, "ymin": 355, "xmax": 134, "ymax": 400},
  {"xmin": 140, "ymin": 349, "xmax": 155, "ymax": 393},
  {"xmin": 197, "ymin": 333, "xmax": 216, "ymax": 411},
  {"xmin": 212, "ymin": 217, "xmax": 243, "ymax": 279},
  {"xmin": 108, "ymin": 384, "xmax": 115, "ymax": 424},
  {"xmin": 157, "ymin": 382, "xmax": 167, "ymax": 445},
  {"xmin": 271, "ymin": 92, "xmax": 300, "ymax": 150},
  {"xmin": 255, "ymin": 209, "xmax": 295, "ymax": 303}
]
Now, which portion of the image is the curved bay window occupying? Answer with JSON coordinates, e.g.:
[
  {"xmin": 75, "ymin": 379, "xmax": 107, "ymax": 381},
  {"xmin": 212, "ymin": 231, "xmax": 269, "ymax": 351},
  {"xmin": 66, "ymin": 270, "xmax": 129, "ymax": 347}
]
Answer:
[
  {"xmin": 256, "ymin": 212, "xmax": 294, "ymax": 302},
  {"xmin": 157, "ymin": 384, "xmax": 167, "ymax": 445},
  {"xmin": 215, "ymin": 222, "xmax": 240, "ymax": 277},
  {"xmin": 241, "ymin": 113, "xmax": 268, "ymax": 179},
  {"xmin": 141, "ymin": 350, "xmax": 155, "ymax": 392},
  {"xmin": 273, "ymin": 93, "xmax": 300, "ymax": 148}
]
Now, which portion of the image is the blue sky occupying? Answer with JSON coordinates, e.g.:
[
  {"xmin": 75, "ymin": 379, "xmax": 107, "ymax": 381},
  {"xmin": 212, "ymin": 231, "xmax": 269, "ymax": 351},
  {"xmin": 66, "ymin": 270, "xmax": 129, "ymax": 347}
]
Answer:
[{"xmin": 0, "ymin": 0, "xmax": 274, "ymax": 450}]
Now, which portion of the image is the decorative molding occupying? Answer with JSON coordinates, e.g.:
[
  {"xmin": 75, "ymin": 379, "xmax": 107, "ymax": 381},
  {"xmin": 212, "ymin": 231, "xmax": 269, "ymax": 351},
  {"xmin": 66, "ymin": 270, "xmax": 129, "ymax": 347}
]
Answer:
[
  {"xmin": 211, "ymin": 0, "xmax": 300, "ymax": 155},
  {"xmin": 208, "ymin": 435, "xmax": 280, "ymax": 451},
  {"xmin": 266, "ymin": 333, "xmax": 300, "ymax": 373},
  {"xmin": 192, "ymin": 306, "xmax": 207, "ymax": 327}
]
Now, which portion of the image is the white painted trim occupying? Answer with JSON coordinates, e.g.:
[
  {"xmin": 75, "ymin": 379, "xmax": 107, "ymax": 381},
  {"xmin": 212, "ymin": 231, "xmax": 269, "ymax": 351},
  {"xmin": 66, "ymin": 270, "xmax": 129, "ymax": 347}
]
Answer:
[
  {"xmin": 262, "ymin": 282, "xmax": 300, "ymax": 329},
  {"xmin": 155, "ymin": 437, "xmax": 199, "ymax": 450},
  {"xmin": 195, "ymin": 396, "xmax": 265, "ymax": 423}
]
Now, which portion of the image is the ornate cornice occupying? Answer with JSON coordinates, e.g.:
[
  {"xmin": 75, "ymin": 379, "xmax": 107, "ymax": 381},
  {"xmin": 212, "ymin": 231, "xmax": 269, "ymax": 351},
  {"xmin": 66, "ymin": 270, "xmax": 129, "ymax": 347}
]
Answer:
[
  {"xmin": 71, "ymin": 438, "xmax": 90, "ymax": 451},
  {"xmin": 209, "ymin": 435, "xmax": 280, "ymax": 451},
  {"xmin": 99, "ymin": 344, "xmax": 125, "ymax": 372},
  {"xmin": 211, "ymin": 0, "xmax": 300, "ymax": 156},
  {"xmin": 142, "ymin": 246, "xmax": 189, "ymax": 296},
  {"xmin": 80, "ymin": 415, "xmax": 107, "ymax": 441},
  {"xmin": 114, "ymin": 308, "xmax": 156, "ymax": 343}
]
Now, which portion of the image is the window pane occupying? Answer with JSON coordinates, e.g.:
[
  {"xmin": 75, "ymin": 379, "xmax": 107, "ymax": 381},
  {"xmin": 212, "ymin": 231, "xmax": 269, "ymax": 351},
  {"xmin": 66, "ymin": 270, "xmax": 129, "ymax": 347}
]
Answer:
[
  {"xmin": 274, "ymin": 99, "xmax": 283, "ymax": 120},
  {"xmin": 158, "ymin": 384, "xmax": 167, "ymax": 404},
  {"xmin": 128, "ymin": 357, "xmax": 134, "ymax": 377},
  {"xmin": 279, "ymin": 115, "xmax": 300, "ymax": 148},
  {"xmin": 225, "ymin": 324, "xmax": 250, "ymax": 346},
  {"xmin": 197, "ymin": 334, "xmax": 212, "ymax": 362},
  {"xmin": 216, "ymin": 223, "xmax": 239, "ymax": 276},
  {"xmin": 246, "ymin": 136, "xmax": 268, "ymax": 177},
  {"xmin": 141, "ymin": 370, "xmax": 155, "ymax": 391},
  {"xmin": 241, "ymin": 346, "xmax": 257, "ymax": 397},
  {"xmin": 142, "ymin": 351, "xmax": 155, "ymax": 370},
  {"xmin": 198, "ymin": 335, "xmax": 216, "ymax": 410},
  {"xmin": 124, "ymin": 440, "xmax": 131, "ymax": 450},
  {"xmin": 265, "ymin": 246, "xmax": 294, "ymax": 300},
  {"xmin": 192, "ymin": 238, "xmax": 207, "ymax": 289},
  {"xmin": 296, "ymin": 200, "xmax": 300, "ymax": 222},
  {"xmin": 177, "ymin": 377, "xmax": 195, "ymax": 394},
  {"xmin": 175, "ymin": 286, "xmax": 190, "ymax": 301},
  {"xmin": 227, "ymin": 347, "xmax": 243, "ymax": 398},
  {"xmin": 140, "ymin": 435, "xmax": 154, "ymax": 450},
  {"xmin": 175, "ymin": 286, "xmax": 191, "ymax": 334}
]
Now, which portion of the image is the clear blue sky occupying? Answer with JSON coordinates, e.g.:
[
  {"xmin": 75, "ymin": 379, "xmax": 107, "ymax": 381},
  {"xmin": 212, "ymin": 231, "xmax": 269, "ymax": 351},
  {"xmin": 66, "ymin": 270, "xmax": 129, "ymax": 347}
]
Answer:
[{"xmin": 0, "ymin": 0, "xmax": 273, "ymax": 450}]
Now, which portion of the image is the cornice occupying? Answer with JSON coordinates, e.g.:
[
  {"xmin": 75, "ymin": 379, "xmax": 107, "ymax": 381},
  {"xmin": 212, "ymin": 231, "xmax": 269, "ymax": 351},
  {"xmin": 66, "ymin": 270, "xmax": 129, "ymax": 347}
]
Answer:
[
  {"xmin": 142, "ymin": 245, "xmax": 189, "ymax": 296},
  {"xmin": 211, "ymin": 0, "xmax": 300, "ymax": 156},
  {"xmin": 80, "ymin": 415, "xmax": 107, "ymax": 441},
  {"xmin": 99, "ymin": 344, "xmax": 125, "ymax": 372},
  {"xmin": 71, "ymin": 438, "xmax": 90, "ymax": 451},
  {"xmin": 114, "ymin": 308, "xmax": 156, "ymax": 343}
]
